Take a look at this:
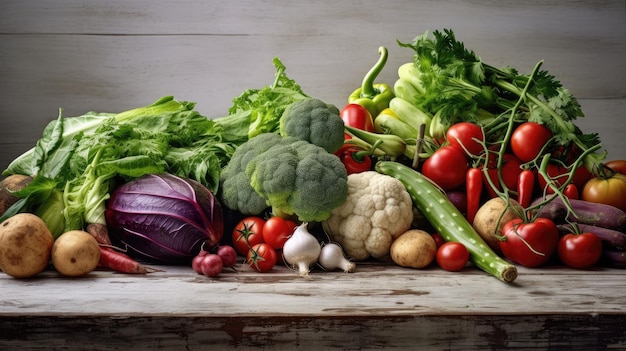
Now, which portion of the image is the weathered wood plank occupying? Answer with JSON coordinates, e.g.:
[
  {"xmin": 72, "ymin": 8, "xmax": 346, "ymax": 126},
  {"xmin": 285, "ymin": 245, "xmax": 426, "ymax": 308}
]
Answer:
[
  {"xmin": 1, "ymin": 264, "xmax": 625, "ymax": 317},
  {"xmin": 1, "ymin": 314, "xmax": 625, "ymax": 350},
  {"xmin": 1, "ymin": 264, "xmax": 626, "ymax": 350}
]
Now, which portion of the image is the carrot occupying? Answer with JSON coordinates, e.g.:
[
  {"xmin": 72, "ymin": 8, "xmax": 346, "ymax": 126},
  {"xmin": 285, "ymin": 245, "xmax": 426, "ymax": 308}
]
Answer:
[
  {"xmin": 85, "ymin": 223, "xmax": 159, "ymax": 274},
  {"xmin": 86, "ymin": 223, "xmax": 112, "ymax": 246},
  {"xmin": 98, "ymin": 247, "xmax": 159, "ymax": 274}
]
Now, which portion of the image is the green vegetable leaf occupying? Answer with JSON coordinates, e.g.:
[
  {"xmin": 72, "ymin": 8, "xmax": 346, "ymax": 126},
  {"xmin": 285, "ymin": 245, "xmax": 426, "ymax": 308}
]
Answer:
[{"xmin": 214, "ymin": 57, "xmax": 309, "ymax": 144}]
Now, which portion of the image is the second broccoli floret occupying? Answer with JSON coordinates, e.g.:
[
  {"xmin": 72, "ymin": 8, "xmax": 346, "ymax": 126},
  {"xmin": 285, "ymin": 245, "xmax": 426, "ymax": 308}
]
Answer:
[
  {"xmin": 219, "ymin": 133, "xmax": 348, "ymax": 222},
  {"xmin": 279, "ymin": 98, "xmax": 345, "ymax": 154}
]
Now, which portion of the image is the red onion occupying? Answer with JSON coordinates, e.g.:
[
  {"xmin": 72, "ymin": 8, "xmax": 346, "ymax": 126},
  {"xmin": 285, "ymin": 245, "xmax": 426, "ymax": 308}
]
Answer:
[{"xmin": 105, "ymin": 173, "xmax": 223, "ymax": 264}]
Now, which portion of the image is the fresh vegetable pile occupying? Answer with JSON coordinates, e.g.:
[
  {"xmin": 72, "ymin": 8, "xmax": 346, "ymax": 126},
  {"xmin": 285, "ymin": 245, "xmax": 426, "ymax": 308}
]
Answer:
[{"xmin": 1, "ymin": 28, "xmax": 625, "ymax": 284}]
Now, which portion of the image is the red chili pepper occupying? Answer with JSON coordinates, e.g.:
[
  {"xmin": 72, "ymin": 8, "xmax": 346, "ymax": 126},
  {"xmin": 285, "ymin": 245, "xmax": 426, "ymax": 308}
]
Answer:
[
  {"xmin": 466, "ymin": 167, "xmax": 483, "ymax": 223},
  {"xmin": 340, "ymin": 103, "xmax": 375, "ymax": 139},
  {"xmin": 563, "ymin": 183, "xmax": 579, "ymax": 200},
  {"xmin": 517, "ymin": 169, "xmax": 535, "ymax": 208},
  {"xmin": 335, "ymin": 144, "xmax": 372, "ymax": 174}
]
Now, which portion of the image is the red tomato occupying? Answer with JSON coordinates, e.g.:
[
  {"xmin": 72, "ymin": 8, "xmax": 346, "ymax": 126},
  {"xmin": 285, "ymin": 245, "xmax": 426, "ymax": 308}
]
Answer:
[
  {"xmin": 436, "ymin": 242, "xmax": 470, "ymax": 272},
  {"xmin": 431, "ymin": 233, "xmax": 445, "ymax": 249},
  {"xmin": 232, "ymin": 216, "xmax": 266, "ymax": 256},
  {"xmin": 581, "ymin": 174, "xmax": 626, "ymax": 213},
  {"xmin": 510, "ymin": 122, "xmax": 552, "ymax": 162},
  {"xmin": 263, "ymin": 217, "xmax": 297, "ymax": 250},
  {"xmin": 446, "ymin": 122, "xmax": 485, "ymax": 157},
  {"xmin": 537, "ymin": 163, "xmax": 591, "ymax": 194},
  {"xmin": 247, "ymin": 243, "xmax": 278, "ymax": 273},
  {"xmin": 482, "ymin": 153, "xmax": 522, "ymax": 197},
  {"xmin": 421, "ymin": 145, "xmax": 468, "ymax": 191},
  {"xmin": 605, "ymin": 160, "xmax": 626, "ymax": 175},
  {"xmin": 557, "ymin": 232, "xmax": 602, "ymax": 269},
  {"xmin": 499, "ymin": 218, "xmax": 559, "ymax": 267}
]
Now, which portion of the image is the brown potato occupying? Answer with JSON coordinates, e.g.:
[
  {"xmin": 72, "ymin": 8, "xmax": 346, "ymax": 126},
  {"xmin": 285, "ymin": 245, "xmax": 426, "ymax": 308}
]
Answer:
[
  {"xmin": 52, "ymin": 230, "xmax": 101, "ymax": 277},
  {"xmin": 0, "ymin": 174, "xmax": 33, "ymax": 216},
  {"xmin": 0, "ymin": 213, "xmax": 54, "ymax": 278},
  {"xmin": 390, "ymin": 229, "xmax": 436, "ymax": 269},
  {"xmin": 472, "ymin": 198, "xmax": 523, "ymax": 252}
]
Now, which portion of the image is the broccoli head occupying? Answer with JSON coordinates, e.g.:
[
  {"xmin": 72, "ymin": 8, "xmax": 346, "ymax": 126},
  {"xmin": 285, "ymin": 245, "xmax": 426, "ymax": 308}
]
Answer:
[
  {"xmin": 218, "ymin": 133, "xmax": 282, "ymax": 215},
  {"xmin": 279, "ymin": 98, "xmax": 345, "ymax": 154},
  {"xmin": 219, "ymin": 133, "xmax": 348, "ymax": 222}
]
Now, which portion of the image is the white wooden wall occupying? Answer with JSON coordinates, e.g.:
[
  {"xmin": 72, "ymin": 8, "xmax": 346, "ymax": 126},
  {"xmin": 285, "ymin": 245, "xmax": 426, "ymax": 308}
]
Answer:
[{"xmin": 1, "ymin": 0, "xmax": 625, "ymax": 171}]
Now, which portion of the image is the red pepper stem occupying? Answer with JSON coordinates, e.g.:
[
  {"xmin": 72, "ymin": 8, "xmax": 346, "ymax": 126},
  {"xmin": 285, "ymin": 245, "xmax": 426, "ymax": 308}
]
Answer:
[{"xmin": 360, "ymin": 46, "xmax": 388, "ymax": 99}]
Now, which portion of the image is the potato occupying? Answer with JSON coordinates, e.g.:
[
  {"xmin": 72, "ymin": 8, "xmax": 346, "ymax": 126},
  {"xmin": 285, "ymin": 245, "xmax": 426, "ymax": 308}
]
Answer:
[
  {"xmin": 52, "ymin": 230, "xmax": 100, "ymax": 277},
  {"xmin": 390, "ymin": 229, "xmax": 437, "ymax": 269},
  {"xmin": 0, "ymin": 174, "xmax": 33, "ymax": 217},
  {"xmin": 0, "ymin": 213, "xmax": 54, "ymax": 278},
  {"xmin": 472, "ymin": 197, "xmax": 523, "ymax": 252}
]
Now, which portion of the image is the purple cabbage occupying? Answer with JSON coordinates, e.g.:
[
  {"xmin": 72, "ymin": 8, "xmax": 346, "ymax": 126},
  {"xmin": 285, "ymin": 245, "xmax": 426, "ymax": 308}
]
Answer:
[{"xmin": 105, "ymin": 173, "xmax": 223, "ymax": 264}]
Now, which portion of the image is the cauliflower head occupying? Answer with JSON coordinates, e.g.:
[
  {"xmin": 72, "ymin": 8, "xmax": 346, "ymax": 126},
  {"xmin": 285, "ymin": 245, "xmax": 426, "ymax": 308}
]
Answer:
[
  {"xmin": 323, "ymin": 171, "xmax": 414, "ymax": 260},
  {"xmin": 279, "ymin": 98, "xmax": 344, "ymax": 154}
]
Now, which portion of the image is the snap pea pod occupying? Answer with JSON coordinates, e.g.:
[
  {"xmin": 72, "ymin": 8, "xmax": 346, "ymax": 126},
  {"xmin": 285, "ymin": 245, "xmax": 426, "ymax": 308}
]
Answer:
[{"xmin": 376, "ymin": 161, "xmax": 518, "ymax": 283}]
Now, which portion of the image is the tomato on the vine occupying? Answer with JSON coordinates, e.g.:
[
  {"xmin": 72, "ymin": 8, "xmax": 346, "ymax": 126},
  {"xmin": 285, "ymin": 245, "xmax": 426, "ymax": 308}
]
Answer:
[
  {"xmin": 605, "ymin": 160, "xmax": 626, "ymax": 175},
  {"xmin": 263, "ymin": 217, "xmax": 297, "ymax": 250},
  {"xmin": 537, "ymin": 162, "xmax": 591, "ymax": 194},
  {"xmin": 582, "ymin": 173, "xmax": 626, "ymax": 212},
  {"xmin": 247, "ymin": 243, "xmax": 278, "ymax": 273},
  {"xmin": 421, "ymin": 145, "xmax": 468, "ymax": 191},
  {"xmin": 445, "ymin": 122, "xmax": 484, "ymax": 157},
  {"xmin": 557, "ymin": 232, "xmax": 602, "ymax": 269},
  {"xmin": 232, "ymin": 216, "xmax": 266, "ymax": 256},
  {"xmin": 510, "ymin": 122, "xmax": 552, "ymax": 162},
  {"xmin": 482, "ymin": 152, "xmax": 522, "ymax": 197},
  {"xmin": 499, "ymin": 218, "xmax": 559, "ymax": 268},
  {"xmin": 436, "ymin": 242, "xmax": 470, "ymax": 272},
  {"xmin": 431, "ymin": 233, "xmax": 445, "ymax": 249}
]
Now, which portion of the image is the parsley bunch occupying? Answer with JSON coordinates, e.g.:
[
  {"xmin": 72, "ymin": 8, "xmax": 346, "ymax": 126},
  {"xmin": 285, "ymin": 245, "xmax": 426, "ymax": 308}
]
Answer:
[{"xmin": 398, "ymin": 28, "xmax": 605, "ymax": 171}]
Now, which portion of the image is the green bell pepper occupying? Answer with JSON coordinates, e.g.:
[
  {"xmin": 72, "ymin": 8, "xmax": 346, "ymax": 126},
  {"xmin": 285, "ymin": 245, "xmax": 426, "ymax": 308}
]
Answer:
[{"xmin": 349, "ymin": 46, "xmax": 395, "ymax": 118}]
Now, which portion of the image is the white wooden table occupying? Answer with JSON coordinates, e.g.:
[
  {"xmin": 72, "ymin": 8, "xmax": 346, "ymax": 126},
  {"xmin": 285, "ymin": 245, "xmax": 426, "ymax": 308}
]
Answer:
[{"xmin": 1, "ymin": 262, "xmax": 625, "ymax": 350}]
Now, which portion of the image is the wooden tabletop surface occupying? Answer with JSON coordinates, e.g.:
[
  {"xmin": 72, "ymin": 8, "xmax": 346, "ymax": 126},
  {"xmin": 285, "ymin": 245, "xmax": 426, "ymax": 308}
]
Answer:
[{"xmin": 1, "ymin": 262, "xmax": 625, "ymax": 350}]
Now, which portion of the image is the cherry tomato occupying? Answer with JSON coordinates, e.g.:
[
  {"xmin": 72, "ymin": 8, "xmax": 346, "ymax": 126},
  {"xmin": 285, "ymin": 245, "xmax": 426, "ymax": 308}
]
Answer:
[
  {"xmin": 605, "ymin": 160, "xmax": 626, "ymax": 175},
  {"xmin": 563, "ymin": 184, "xmax": 580, "ymax": 200},
  {"xmin": 537, "ymin": 163, "xmax": 591, "ymax": 194},
  {"xmin": 431, "ymin": 233, "xmax": 445, "ymax": 249},
  {"xmin": 436, "ymin": 242, "xmax": 470, "ymax": 272},
  {"xmin": 263, "ymin": 217, "xmax": 297, "ymax": 250},
  {"xmin": 582, "ymin": 173, "xmax": 626, "ymax": 212},
  {"xmin": 557, "ymin": 232, "xmax": 603, "ymax": 269},
  {"xmin": 500, "ymin": 218, "xmax": 559, "ymax": 268},
  {"xmin": 247, "ymin": 243, "xmax": 278, "ymax": 273},
  {"xmin": 482, "ymin": 152, "xmax": 522, "ymax": 197},
  {"xmin": 510, "ymin": 122, "xmax": 552, "ymax": 162},
  {"xmin": 421, "ymin": 145, "xmax": 468, "ymax": 191},
  {"xmin": 445, "ymin": 122, "xmax": 484, "ymax": 157},
  {"xmin": 232, "ymin": 216, "xmax": 266, "ymax": 256}
]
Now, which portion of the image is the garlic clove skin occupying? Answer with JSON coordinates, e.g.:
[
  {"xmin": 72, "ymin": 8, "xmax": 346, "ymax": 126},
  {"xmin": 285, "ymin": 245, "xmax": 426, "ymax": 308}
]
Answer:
[
  {"xmin": 282, "ymin": 222, "xmax": 322, "ymax": 276},
  {"xmin": 319, "ymin": 242, "xmax": 356, "ymax": 273}
]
